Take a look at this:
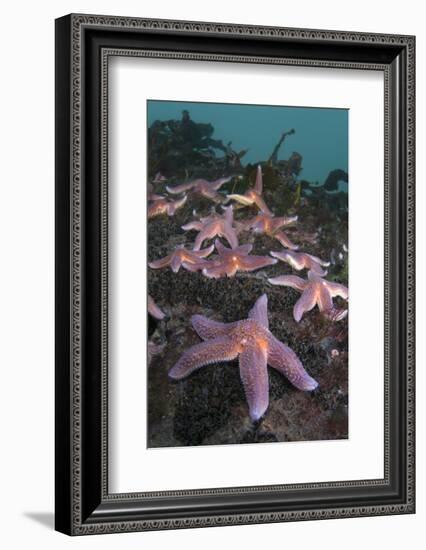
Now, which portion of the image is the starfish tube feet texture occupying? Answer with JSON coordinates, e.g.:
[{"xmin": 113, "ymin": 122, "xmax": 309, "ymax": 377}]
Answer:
[
  {"xmin": 169, "ymin": 294, "xmax": 318, "ymax": 421},
  {"xmin": 268, "ymin": 271, "xmax": 348, "ymax": 322}
]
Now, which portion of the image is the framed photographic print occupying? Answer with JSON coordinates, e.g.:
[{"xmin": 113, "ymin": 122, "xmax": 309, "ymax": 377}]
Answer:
[{"xmin": 55, "ymin": 14, "xmax": 415, "ymax": 535}]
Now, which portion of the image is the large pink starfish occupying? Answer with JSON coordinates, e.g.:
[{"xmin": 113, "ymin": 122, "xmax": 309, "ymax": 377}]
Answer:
[
  {"xmin": 148, "ymin": 244, "xmax": 214, "ymax": 273},
  {"xmin": 148, "ymin": 195, "xmax": 187, "ymax": 219},
  {"xmin": 270, "ymin": 249, "xmax": 330, "ymax": 276},
  {"xmin": 226, "ymin": 165, "xmax": 272, "ymax": 215},
  {"xmin": 268, "ymin": 270, "xmax": 348, "ymax": 322},
  {"xmin": 166, "ymin": 176, "xmax": 232, "ymax": 203},
  {"xmin": 248, "ymin": 212, "xmax": 299, "ymax": 250},
  {"xmin": 182, "ymin": 205, "xmax": 238, "ymax": 251},
  {"xmin": 148, "ymin": 295, "xmax": 166, "ymax": 320},
  {"xmin": 199, "ymin": 239, "xmax": 277, "ymax": 278},
  {"xmin": 169, "ymin": 294, "xmax": 318, "ymax": 421}
]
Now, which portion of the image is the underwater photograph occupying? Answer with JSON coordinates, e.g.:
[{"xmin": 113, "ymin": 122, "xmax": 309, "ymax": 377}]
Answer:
[{"xmin": 146, "ymin": 100, "xmax": 349, "ymax": 448}]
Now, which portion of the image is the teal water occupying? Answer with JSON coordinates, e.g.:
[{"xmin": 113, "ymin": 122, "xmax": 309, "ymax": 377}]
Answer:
[{"xmin": 147, "ymin": 100, "xmax": 348, "ymax": 187}]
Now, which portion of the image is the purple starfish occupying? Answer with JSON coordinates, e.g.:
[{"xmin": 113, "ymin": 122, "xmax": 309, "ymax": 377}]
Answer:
[
  {"xmin": 148, "ymin": 244, "xmax": 214, "ymax": 273},
  {"xmin": 200, "ymin": 239, "xmax": 277, "ymax": 278},
  {"xmin": 166, "ymin": 176, "xmax": 232, "ymax": 203},
  {"xmin": 268, "ymin": 270, "xmax": 349, "ymax": 322},
  {"xmin": 169, "ymin": 294, "xmax": 318, "ymax": 421},
  {"xmin": 182, "ymin": 205, "xmax": 238, "ymax": 251},
  {"xmin": 270, "ymin": 249, "xmax": 330, "ymax": 276}
]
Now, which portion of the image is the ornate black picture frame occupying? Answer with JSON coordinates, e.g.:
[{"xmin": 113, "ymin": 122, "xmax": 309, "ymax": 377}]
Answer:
[{"xmin": 55, "ymin": 13, "xmax": 415, "ymax": 535}]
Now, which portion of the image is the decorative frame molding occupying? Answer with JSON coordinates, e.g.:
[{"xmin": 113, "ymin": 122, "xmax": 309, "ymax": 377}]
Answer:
[{"xmin": 55, "ymin": 14, "xmax": 415, "ymax": 535}]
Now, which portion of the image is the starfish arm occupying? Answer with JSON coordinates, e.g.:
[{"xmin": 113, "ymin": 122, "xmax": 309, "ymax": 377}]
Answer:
[
  {"xmin": 239, "ymin": 344, "xmax": 269, "ymax": 421},
  {"xmin": 270, "ymin": 216, "xmax": 298, "ymax": 232},
  {"xmin": 317, "ymin": 284, "xmax": 334, "ymax": 313},
  {"xmin": 211, "ymin": 176, "xmax": 232, "ymax": 190},
  {"xmin": 202, "ymin": 263, "xmax": 225, "ymax": 279},
  {"xmin": 166, "ymin": 182, "xmax": 195, "ymax": 194},
  {"xmin": 293, "ymin": 285, "xmax": 318, "ymax": 322},
  {"xmin": 222, "ymin": 204, "xmax": 234, "ymax": 226},
  {"xmin": 221, "ymin": 223, "xmax": 239, "ymax": 249},
  {"xmin": 224, "ymin": 262, "xmax": 239, "ymax": 277},
  {"xmin": 274, "ymin": 231, "xmax": 299, "ymax": 250},
  {"xmin": 148, "ymin": 193, "xmax": 164, "ymax": 201},
  {"xmin": 267, "ymin": 334, "xmax": 318, "ymax": 391},
  {"xmin": 148, "ymin": 254, "xmax": 172, "ymax": 269},
  {"xmin": 191, "ymin": 314, "xmax": 232, "ymax": 340},
  {"xmin": 308, "ymin": 263, "xmax": 328, "ymax": 277},
  {"xmin": 309, "ymin": 254, "xmax": 330, "ymax": 267},
  {"xmin": 254, "ymin": 165, "xmax": 263, "ymax": 194},
  {"xmin": 238, "ymin": 255, "xmax": 278, "ymax": 272},
  {"xmin": 193, "ymin": 244, "xmax": 215, "ymax": 259},
  {"xmin": 214, "ymin": 238, "xmax": 227, "ymax": 255},
  {"xmin": 193, "ymin": 224, "xmax": 219, "ymax": 251},
  {"xmin": 252, "ymin": 194, "xmax": 272, "ymax": 215},
  {"xmin": 270, "ymin": 250, "xmax": 305, "ymax": 271},
  {"xmin": 148, "ymin": 295, "xmax": 166, "ymax": 320},
  {"xmin": 304, "ymin": 254, "xmax": 330, "ymax": 276},
  {"xmin": 168, "ymin": 337, "xmax": 240, "ymax": 380},
  {"xmin": 167, "ymin": 195, "xmax": 187, "ymax": 215},
  {"xmin": 248, "ymin": 294, "xmax": 269, "ymax": 329},
  {"xmin": 226, "ymin": 193, "xmax": 255, "ymax": 206},
  {"xmin": 180, "ymin": 260, "xmax": 205, "ymax": 272},
  {"xmin": 237, "ymin": 243, "xmax": 253, "ymax": 255},
  {"xmin": 181, "ymin": 220, "xmax": 203, "ymax": 231},
  {"xmin": 201, "ymin": 188, "xmax": 223, "ymax": 203},
  {"xmin": 147, "ymin": 202, "xmax": 165, "ymax": 219},
  {"xmin": 170, "ymin": 253, "xmax": 183, "ymax": 273},
  {"xmin": 325, "ymin": 280, "xmax": 349, "ymax": 300},
  {"xmin": 267, "ymin": 274, "xmax": 307, "ymax": 291}
]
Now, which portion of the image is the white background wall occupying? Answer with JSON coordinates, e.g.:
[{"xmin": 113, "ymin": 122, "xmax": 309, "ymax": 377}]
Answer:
[{"xmin": 0, "ymin": 0, "xmax": 423, "ymax": 548}]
